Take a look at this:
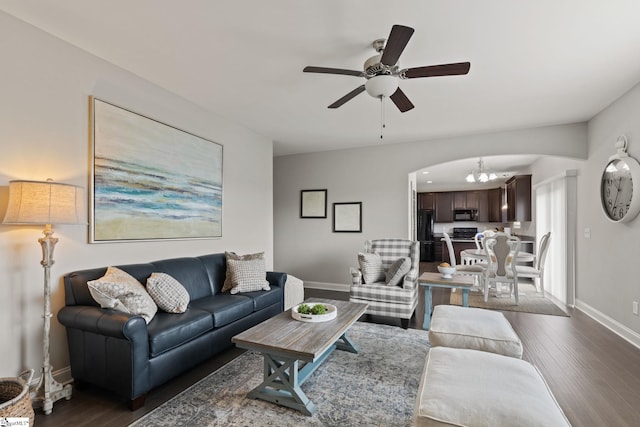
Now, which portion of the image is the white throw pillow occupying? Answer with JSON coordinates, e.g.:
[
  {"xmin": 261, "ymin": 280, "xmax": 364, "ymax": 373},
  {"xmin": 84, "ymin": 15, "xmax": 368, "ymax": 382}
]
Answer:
[
  {"xmin": 146, "ymin": 272, "xmax": 190, "ymax": 313},
  {"xmin": 87, "ymin": 266, "xmax": 157, "ymax": 323},
  {"xmin": 385, "ymin": 257, "xmax": 411, "ymax": 287},
  {"xmin": 226, "ymin": 257, "xmax": 271, "ymax": 294},
  {"xmin": 358, "ymin": 252, "xmax": 385, "ymax": 284}
]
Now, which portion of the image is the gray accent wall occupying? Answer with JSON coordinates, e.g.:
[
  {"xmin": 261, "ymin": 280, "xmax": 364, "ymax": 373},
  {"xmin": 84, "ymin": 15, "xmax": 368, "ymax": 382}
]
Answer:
[{"xmin": 274, "ymin": 123, "xmax": 587, "ymax": 290}]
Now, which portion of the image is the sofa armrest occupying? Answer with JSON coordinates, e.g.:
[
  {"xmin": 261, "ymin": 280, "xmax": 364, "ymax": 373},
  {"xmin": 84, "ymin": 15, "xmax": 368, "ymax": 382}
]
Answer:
[
  {"xmin": 266, "ymin": 271, "xmax": 287, "ymax": 289},
  {"xmin": 58, "ymin": 305, "xmax": 148, "ymax": 341},
  {"xmin": 58, "ymin": 305, "xmax": 151, "ymax": 400}
]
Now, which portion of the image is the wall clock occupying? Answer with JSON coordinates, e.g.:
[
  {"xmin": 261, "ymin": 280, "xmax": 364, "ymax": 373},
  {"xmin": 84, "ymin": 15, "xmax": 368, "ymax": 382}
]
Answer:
[{"xmin": 601, "ymin": 135, "xmax": 640, "ymax": 223}]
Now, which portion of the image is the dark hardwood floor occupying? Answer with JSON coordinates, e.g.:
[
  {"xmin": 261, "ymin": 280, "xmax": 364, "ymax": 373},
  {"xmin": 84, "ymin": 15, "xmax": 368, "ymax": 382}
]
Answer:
[{"xmin": 35, "ymin": 264, "xmax": 640, "ymax": 426}]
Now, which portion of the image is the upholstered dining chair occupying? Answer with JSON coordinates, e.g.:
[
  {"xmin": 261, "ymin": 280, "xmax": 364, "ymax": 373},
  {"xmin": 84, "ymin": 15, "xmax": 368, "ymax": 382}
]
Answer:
[
  {"xmin": 349, "ymin": 239, "xmax": 419, "ymax": 329},
  {"xmin": 443, "ymin": 232, "xmax": 485, "ymax": 287},
  {"xmin": 515, "ymin": 232, "xmax": 551, "ymax": 296},
  {"xmin": 483, "ymin": 233, "xmax": 521, "ymax": 304}
]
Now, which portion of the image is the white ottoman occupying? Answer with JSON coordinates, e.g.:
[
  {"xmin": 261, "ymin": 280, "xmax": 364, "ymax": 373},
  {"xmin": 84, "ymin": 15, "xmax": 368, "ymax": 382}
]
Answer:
[
  {"xmin": 415, "ymin": 347, "xmax": 571, "ymax": 427},
  {"xmin": 429, "ymin": 305, "xmax": 523, "ymax": 358},
  {"xmin": 284, "ymin": 275, "xmax": 304, "ymax": 310}
]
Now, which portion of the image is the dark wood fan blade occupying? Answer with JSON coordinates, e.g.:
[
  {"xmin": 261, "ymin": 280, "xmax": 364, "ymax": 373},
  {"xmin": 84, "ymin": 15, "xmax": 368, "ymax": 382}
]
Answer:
[
  {"xmin": 328, "ymin": 85, "xmax": 366, "ymax": 108},
  {"xmin": 303, "ymin": 66, "xmax": 364, "ymax": 77},
  {"xmin": 390, "ymin": 87, "xmax": 414, "ymax": 113},
  {"xmin": 380, "ymin": 25, "xmax": 414, "ymax": 66},
  {"xmin": 402, "ymin": 62, "xmax": 471, "ymax": 79}
]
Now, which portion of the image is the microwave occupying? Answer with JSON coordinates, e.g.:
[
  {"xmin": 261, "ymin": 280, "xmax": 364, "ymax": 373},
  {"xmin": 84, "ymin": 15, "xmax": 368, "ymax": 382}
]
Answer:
[{"xmin": 454, "ymin": 209, "xmax": 478, "ymax": 221}]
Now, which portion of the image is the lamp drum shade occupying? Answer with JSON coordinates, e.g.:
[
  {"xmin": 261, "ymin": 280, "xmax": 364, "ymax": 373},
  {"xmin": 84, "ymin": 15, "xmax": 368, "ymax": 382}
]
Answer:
[{"xmin": 3, "ymin": 180, "xmax": 84, "ymax": 225}]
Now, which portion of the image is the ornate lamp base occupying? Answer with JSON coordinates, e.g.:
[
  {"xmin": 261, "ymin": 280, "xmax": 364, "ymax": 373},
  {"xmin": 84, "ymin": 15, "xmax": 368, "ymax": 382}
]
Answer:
[{"xmin": 30, "ymin": 227, "xmax": 73, "ymax": 415}]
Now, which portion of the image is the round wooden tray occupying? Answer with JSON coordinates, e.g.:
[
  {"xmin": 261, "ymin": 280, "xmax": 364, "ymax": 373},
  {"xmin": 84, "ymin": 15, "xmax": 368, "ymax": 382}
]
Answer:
[{"xmin": 291, "ymin": 303, "xmax": 337, "ymax": 323}]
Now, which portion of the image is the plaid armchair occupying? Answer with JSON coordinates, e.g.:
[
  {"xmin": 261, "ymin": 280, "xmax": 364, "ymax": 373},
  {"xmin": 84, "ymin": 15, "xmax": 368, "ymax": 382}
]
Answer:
[{"xmin": 349, "ymin": 239, "xmax": 419, "ymax": 329}]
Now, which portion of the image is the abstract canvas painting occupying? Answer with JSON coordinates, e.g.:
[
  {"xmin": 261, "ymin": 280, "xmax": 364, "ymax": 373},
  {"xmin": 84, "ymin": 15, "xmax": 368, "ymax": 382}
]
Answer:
[{"xmin": 90, "ymin": 97, "xmax": 223, "ymax": 242}]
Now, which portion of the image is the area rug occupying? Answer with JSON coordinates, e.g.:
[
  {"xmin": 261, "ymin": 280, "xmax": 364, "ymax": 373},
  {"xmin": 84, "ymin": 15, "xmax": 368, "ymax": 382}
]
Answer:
[
  {"xmin": 129, "ymin": 322, "xmax": 430, "ymax": 427},
  {"xmin": 449, "ymin": 282, "xmax": 569, "ymax": 316}
]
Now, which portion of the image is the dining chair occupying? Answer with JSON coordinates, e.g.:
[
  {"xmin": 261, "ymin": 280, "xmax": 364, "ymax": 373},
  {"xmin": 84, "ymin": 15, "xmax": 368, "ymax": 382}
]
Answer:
[
  {"xmin": 483, "ymin": 233, "xmax": 521, "ymax": 304},
  {"xmin": 443, "ymin": 232, "xmax": 485, "ymax": 288},
  {"xmin": 515, "ymin": 232, "xmax": 551, "ymax": 296}
]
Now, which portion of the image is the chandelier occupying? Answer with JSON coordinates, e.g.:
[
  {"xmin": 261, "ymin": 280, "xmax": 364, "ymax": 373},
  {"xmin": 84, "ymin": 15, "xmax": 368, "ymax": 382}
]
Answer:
[{"xmin": 465, "ymin": 158, "xmax": 497, "ymax": 183}]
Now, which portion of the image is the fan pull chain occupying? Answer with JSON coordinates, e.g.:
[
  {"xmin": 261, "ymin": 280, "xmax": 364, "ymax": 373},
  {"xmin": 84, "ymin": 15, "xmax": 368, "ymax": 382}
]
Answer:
[{"xmin": 380, "ymin": 96, "xmax": 386, "ymax": 139}]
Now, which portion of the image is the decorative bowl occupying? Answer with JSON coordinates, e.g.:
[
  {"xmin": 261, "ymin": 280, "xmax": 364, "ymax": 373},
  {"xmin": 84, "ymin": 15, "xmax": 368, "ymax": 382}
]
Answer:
[
  {"xmin": 437, "ymin": 265, "xmax": 456, "ymax": 279},
  {"xmin": 292, "ymin": 302, "xmax": 338, "ymax": 323}
]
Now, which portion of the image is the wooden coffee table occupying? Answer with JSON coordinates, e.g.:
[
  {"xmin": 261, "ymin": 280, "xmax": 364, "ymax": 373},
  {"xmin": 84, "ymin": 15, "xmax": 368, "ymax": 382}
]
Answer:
[{"xmin": 232, "ymin": 298, "xmax": 367, "ymax": 415}]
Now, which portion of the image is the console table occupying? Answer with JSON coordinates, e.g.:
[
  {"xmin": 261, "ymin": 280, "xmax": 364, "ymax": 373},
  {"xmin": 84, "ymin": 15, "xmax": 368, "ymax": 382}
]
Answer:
[{"xmin": 418, "ymin": 272, "xmax": 475, "ymax": 330}]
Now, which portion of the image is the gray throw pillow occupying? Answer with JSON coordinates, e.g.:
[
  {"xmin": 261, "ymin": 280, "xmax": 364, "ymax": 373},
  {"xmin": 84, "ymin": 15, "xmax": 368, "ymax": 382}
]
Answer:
[
  {"xmin": 223, "ymin": 251, "xmax": 264, "ymax": 292},
  {"xmin": 358, "ymin": 252, "xmax": 385, "ymax": 284},
  {"xmin": 146, "ymin": 272, "xmax": 190, "ymax": 313},
  {"xmin": 227, "ymin": 257, "xmax": 271, "ymax": 294},
  {"xmin": 385, "ymin": 257, "xmax": 411, "ymax": 287}
]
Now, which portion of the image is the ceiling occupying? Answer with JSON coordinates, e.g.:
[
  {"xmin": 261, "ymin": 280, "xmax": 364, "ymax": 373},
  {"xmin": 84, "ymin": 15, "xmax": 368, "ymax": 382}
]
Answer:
[
  {"xmin": 2, "ymin": 1, "xmax": 640, "ymax": 162},
  {"xmin": 415, "ymin": 155, "xmax": 541, "ymax": 192}
]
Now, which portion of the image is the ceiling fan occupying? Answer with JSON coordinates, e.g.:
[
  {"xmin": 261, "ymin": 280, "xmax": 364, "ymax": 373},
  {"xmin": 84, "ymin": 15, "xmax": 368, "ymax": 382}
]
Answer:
[{"xmin": 303, "ymin": 24, "xmax": 470, "ymax": 113}]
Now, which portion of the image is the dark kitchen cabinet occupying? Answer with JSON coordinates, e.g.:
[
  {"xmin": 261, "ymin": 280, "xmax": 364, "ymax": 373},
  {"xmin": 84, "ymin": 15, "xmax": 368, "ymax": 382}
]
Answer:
[
  {"xmin": 454, "ymin": 192, "xmax": 467, "ymax": 209},
  {"xmin": 468, "ymin": 190, "xmax": 489, "ymax": 222},
  {"xmin": 506, "ymin": 175, "xmax": 532, "ymax": 222},
  {"xmin": 418, "ymin": 192, "xmax": 434, "ymax": 210},
  {"xmin": 435, "ymin": 192, "xmax": 453, "ymax": 222},
  {"xmin": 488, "ymin": 188, "xmax": 504, "ymax": 222}
]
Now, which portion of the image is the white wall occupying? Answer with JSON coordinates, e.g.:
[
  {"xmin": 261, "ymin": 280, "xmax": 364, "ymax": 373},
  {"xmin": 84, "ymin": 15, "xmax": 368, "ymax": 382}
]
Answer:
[
  {"xmin": 576, "ymin": 80, "xmax": 640, "ymax": 343},
  {"xmin": 0, "ymin": 13, "xmax": 274, "ymax": 377},
  {"xmin": 274, "ymin": 123, "xmax": 587, "ymax": 290}
]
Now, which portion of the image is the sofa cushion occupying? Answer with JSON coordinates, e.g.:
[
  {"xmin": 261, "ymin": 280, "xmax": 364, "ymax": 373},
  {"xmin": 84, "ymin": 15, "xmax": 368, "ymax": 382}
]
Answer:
[
  {"xmin": 87, "ymin": 266, "xmax": 158, "ymax": 324},
  {"xmin": 241, "ymin": 286, "xmax": 283, "ymax": 311},
  {"xmin": 358, "ymin": 252, "xmax": 385, "ymax": 284},
  {"xmin": 146, "ymin": 309, "xmax": 214, "ymax": 358},
  {"xmin": 190, "ymin": 294, "xmax": 254, "ymax": 328},
  {"xmin": 150, "ymin": 257, "xmax": 213, "ymax": 300},
  {"xmin": 385, "ymin": 257, "xmax": 411, "ymax": 287},
  {"xmin": 146, "ymin": 272, "xmax": 190, "ymax": 313}
]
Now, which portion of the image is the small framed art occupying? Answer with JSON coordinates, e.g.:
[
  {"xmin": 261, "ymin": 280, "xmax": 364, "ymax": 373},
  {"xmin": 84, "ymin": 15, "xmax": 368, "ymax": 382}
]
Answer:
[
  {"xmin": 300, "ymin": 189, "xmax": 327, "ymax": 218},
  {"xmin": 333, "ymin": 202, "xmax": 362, "ymax": 232}
]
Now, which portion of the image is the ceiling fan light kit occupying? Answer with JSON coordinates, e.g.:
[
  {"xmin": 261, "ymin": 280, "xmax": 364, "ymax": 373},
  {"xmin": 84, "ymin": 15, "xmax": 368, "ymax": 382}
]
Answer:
[
  {"xmin": 303, "ymin": 24, "xmax": 471, "ymax": 114},
  {"xmin": 365, "ymin": 75, "xmax": 398, "ymax": 98}
]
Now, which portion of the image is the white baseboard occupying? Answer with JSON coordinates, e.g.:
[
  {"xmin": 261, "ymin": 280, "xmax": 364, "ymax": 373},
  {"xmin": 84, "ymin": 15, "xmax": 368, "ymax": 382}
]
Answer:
[
  {"xmin": 304, "ymin": 281, "xmax": 350, "ymax": 292},
  {"xmin": 575, "ymin": 299, "xmax": 640, "ymax": 350}
]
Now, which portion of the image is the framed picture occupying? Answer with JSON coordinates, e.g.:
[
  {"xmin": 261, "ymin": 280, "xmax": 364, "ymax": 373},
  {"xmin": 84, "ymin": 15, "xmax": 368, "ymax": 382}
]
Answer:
[
  {"xmin": 300, "ymin": 189, "xmax": 327, "ymax": 218},
  {"xmin": 90, "ymin": 97, "xmax": 223, "ymax": 242},
  {"xmin": 333, "ymin": 202, "xmax": 362, "ymax": 232}
]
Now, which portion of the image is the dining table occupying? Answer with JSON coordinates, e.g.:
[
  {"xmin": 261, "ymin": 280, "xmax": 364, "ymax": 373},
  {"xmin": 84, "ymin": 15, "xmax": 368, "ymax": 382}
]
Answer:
[{"xmin": 460, "ymin": 248, "xmax": 535, "ymax": 263}]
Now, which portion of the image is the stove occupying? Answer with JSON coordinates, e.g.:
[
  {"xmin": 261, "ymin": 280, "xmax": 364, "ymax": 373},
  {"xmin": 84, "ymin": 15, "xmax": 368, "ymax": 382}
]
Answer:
[{"xmin": 453, "ymin": 227, "xmax": 478, "ymax": 239}]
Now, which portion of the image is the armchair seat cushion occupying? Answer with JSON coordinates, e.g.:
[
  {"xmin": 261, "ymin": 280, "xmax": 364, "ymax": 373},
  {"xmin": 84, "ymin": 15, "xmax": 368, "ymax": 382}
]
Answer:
[
  {"xmin": 350, "ymin": 283, "xmax": 415, "ymax": 305},
  {"xmin": 190, "ymin": 294, "xmax": 254, "ymax": 328},
  {"xmin": 147, "ymin": 309, "xmax": 213, "ymax": 358}
]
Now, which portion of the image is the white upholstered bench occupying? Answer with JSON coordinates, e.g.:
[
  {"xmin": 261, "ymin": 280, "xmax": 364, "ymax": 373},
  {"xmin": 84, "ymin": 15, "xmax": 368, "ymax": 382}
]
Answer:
[
  {"xmin": 428, "ymin": 305, "xmax": 523, "ymax": 358},
  {"xmin": 415, "ymin": 347, "xmax": 571, "ymax": 427}
]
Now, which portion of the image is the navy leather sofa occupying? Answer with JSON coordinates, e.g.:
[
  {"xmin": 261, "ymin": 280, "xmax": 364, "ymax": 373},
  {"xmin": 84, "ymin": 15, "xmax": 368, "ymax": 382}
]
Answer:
[{"xmin": 58, "ymin": 253, "xmax": 286, "ymax": 409}]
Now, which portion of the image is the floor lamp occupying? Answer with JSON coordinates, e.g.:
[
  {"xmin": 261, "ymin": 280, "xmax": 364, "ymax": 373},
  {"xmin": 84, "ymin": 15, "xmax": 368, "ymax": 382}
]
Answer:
[{"xmin": 3, "ymin": 179, "xmax": 83, "ymax": 415}]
